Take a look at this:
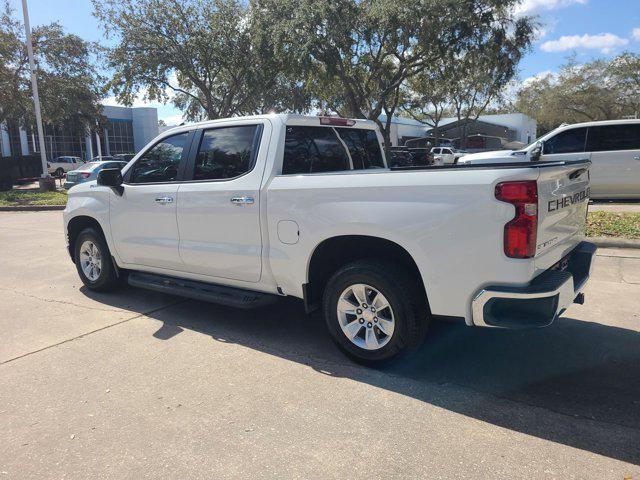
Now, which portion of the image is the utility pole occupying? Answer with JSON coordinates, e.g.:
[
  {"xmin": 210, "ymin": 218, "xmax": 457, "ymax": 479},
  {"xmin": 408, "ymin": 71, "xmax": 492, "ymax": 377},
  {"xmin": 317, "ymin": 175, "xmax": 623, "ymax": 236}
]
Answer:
[{"xmin": 21, "ymin": 0, "xmax": 52, "ymax": 189}]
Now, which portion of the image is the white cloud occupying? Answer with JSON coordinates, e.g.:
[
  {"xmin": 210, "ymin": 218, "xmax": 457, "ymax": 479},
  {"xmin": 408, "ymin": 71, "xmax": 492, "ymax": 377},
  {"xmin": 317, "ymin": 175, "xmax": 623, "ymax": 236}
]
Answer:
[
  {"xmin": 522, "ymin": 70, "xmax": 555, "ymax": 86},
  {"xmin": 515, "ymin": 0, "xmax": 587, "ymax": 16},
  {"xmin": 161, "ymin": 114, "xmax": 184, "ymax": 126},
  {"xmin": 633, "ymin": 28, "xmax": 640, "ymax": 41},
  {"xmin": 540, "ymin": 33, "xmax": 629, "ymax": 54}
]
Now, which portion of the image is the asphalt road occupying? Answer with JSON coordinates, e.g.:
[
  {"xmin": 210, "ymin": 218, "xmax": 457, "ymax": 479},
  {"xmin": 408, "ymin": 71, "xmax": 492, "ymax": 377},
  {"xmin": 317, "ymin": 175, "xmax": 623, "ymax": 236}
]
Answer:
[{"xmin": 1, "ymin": 211, "xmax": 639, "ymax": 479}]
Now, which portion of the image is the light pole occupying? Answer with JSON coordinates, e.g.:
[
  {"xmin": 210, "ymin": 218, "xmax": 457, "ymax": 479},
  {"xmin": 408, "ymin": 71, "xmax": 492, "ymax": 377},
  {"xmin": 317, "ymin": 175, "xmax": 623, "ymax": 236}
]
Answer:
[{"xmin": 21, "ymin": 0, "xmax": 51, "ymax": 188}]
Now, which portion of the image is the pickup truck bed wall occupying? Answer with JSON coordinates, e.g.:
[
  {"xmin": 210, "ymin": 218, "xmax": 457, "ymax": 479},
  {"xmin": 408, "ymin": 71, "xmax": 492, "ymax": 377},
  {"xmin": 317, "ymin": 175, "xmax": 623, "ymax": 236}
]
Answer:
[{"xmin": 267, "ymin": 162, "xmax": 587, "ymax": 323}]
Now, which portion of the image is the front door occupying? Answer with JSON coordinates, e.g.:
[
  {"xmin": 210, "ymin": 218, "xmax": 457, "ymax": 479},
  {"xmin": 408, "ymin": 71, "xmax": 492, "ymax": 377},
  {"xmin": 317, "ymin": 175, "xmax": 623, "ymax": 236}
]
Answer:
[
  {"xmin": 109, "ymin": 131, "xmax": 192, "ymax": 270},
  {"xmin": 177, "ymin": 121, "xmax": 268, "ymax": 282},
  {"xmin": 540, "ymin": 126, "xmax": 591, "ymax": 165}
]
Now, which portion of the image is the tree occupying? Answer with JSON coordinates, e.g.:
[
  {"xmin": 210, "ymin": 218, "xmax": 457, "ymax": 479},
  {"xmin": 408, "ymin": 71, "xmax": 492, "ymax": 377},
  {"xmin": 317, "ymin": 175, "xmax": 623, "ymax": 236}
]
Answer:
[
  {"xmin": 0, "ymin": 2, "xmax": 103, "ymax": 129},
  {"xmin": 514, "ymin": 53, "xmax": 640, "ymax": 134},
  {"xmin": 258, "ymin": 0, "xmax": 535, "ymax": 148},
  {"xmin": 400, "ymin": 9, "xmax": 534, "ymax": 147},
  {"xmin": 93, "ymin": 0, "xmax": 308, "ymax": 121},
  {"xmin": 400, "ymin": 62, "xmax": 453, "ymax": 144}
]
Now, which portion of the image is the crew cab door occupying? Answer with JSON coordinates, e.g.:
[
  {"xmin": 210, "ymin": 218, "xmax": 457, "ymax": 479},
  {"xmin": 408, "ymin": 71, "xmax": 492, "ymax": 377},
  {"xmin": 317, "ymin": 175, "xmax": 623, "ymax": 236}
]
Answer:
[
  {"xmin": 109, "ymin": 131, "xmax": 194, "ymax": 270},
  {"xmin": 176, "ymin": 120, "xmax": 270, "ymax": 282}
]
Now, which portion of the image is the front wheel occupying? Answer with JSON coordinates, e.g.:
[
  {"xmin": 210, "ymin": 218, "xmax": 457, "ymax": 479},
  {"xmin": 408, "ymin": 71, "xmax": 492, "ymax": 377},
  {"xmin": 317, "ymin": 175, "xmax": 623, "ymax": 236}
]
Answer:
[
  {"xmin": 322, "ymin": 259, "xmax": 430, "ymax": 365},
  {"xmin": 74, "ymin": 228, "xmax": 121, "ymax": 292}
]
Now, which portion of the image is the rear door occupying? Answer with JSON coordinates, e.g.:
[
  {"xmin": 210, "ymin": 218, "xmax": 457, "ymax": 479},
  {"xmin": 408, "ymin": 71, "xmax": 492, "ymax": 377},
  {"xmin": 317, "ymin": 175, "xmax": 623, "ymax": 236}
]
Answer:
[
  {"xmin": 176, "ymin": 121, "xmax": 269, "ymax": 282},
  {"xmin": 535, "ymin": 161, "xmax": 591, "ymax": 266},
  {"xmin": 586, "ymin": 123, "xmax": 640, "ymax": 198}
]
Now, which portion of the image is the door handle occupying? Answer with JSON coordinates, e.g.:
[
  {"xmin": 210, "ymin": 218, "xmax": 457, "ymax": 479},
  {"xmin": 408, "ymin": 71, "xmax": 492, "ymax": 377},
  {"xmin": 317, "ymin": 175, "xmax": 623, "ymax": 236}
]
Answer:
[
  {"xmin": 155, "ymin": 196, "xmax": 174, "ymax": 204},
  {"xmin": 230, "ymin": 196, "xmax": 254, "ymax": 205}
]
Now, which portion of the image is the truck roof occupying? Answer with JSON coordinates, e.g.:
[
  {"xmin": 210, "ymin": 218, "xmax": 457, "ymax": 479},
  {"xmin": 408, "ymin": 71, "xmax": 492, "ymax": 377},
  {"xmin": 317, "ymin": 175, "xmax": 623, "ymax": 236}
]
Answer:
[{"xmin": 161, "ymin": 113, "xmax": 378, "ymax": 135}]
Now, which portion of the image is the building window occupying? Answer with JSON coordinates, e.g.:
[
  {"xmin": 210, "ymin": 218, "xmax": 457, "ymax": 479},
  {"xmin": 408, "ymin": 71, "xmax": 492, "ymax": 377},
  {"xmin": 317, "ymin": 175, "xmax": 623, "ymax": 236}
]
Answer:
[
  {"xmin": 106, "ymin": 120, "xmax": 135, "ymax": 155},
  {"xmin": 27, "ymin": 124, "xmax": 86, "ymax": 159}
]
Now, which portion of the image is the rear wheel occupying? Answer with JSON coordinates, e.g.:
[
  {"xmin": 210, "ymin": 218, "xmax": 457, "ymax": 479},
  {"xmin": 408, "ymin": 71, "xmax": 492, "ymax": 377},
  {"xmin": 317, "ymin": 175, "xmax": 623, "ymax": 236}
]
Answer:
[
  {"xmin": 322, "ymin": 259, "xmax": 430, "ymax": 365},
  {"xmin": 74, "ymin": 228, "xmax": 121, "ymax": 292},
  {"xmin": 55, "ymin": 168, "xmax": 65, "ymax": 178}
]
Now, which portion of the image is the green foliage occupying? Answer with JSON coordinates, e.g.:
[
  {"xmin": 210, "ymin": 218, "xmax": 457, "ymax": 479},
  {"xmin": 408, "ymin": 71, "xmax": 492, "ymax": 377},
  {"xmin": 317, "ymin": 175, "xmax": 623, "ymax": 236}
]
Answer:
[
  {"xmin": 0, "ymin": 188, "xmax": 67, "ymax": 206},
  {"xmin": 514, "ymin": 53, "xmax": 640, "ymax": 134},
  {"xmin": 257, "ymin": 0, "xmax": 535, "ymax": 146},
  {"xmin": 587, "ymin": 212, "xmax": 640, "ymax": 240},
  {"xmin": 94, "ymin": 0, "xmax": 309, "ymax": 121},
  {"xmin": 0, "ymin": 2, "xmax": 103, "ymax": 128}
]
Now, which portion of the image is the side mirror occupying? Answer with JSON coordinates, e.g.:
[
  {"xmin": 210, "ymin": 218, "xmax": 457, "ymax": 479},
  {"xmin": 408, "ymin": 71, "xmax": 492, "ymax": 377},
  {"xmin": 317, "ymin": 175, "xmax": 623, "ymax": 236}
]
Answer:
[
  {"xmin": 530, "ymin": 141, "xmax": 544, "ymax": 161},
  {"xmin": 97, "ymin": 168, "xmax": 124, "ymax": 196}
]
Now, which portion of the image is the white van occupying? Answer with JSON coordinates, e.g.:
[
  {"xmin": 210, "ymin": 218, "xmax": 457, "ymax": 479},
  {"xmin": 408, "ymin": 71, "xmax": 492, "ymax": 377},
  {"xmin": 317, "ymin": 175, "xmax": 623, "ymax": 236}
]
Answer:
[{"xmin": 458, "ymin": 120, "xmax": 640, "ymax": 199}]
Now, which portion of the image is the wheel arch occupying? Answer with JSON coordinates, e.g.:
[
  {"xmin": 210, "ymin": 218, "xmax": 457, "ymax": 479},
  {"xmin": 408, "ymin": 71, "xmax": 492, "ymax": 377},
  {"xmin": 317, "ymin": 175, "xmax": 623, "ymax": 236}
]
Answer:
[
  {"xmin": 304, "ymin": 235, "xmax": 430, "ymax": 314},
  {"xmin": 66, "ymin": 215, "xmax": 107, "ymax": 263}
]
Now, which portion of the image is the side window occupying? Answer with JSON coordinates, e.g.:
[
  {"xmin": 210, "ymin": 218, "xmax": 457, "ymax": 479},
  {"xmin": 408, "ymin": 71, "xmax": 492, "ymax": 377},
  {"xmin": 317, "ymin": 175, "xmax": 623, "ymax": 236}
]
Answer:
[
  {"xmin": 586, "ymin": 124, "xmax": 640, "ymax": 152},
  {"xmin": 544, "ymin": 128, "xmax": 587, "ymax": 154},
  {"xmin": 432, "ymin": 148, "xmax": 440, "ymax": 154},
  {"xmin": 193, "ymin": 125, "xmax": 258, "ymax": 181},
  {"xmin": 443, "ymin": 149, "xmax": 452, "ymax": 155},
  {"xmin": 335, "ymin": 128, "xmax": 385, "ymax": 170},
  {"xmin": 129, "ymin": 133, "xmax": 189, "ymax": 184},
  {"xmin": 282, "ymin": 126, "xmax": 351, "ymax": 175}
]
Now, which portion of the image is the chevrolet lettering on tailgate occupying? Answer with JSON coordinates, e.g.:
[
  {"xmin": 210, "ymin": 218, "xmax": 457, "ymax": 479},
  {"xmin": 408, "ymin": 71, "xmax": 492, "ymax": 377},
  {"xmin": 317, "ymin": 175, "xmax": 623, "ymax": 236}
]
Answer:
[{"xmin": 548, "ymin": 188, "xmax": 590, "ymax": 212}]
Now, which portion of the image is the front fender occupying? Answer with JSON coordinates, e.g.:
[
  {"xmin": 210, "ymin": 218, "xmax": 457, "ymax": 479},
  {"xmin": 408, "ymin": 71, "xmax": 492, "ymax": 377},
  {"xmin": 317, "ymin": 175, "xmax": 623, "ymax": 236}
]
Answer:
[{"xmin": 63, "ymin": 185, "xmax": 119, "ymax": 264}]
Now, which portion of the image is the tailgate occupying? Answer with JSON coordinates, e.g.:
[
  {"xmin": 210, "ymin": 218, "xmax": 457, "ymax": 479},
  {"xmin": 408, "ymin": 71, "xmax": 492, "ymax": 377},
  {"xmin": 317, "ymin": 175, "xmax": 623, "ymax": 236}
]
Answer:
[{"xmin": 535, "ymin": 160, "xmax": 590, "ymax": 269}]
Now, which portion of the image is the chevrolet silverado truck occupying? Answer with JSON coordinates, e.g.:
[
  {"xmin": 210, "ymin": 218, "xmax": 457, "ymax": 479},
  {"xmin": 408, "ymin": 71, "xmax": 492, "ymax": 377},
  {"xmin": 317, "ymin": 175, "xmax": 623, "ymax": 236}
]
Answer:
[{"xmin": 63, "ymin": 114, "xmax": 596, "ymax": 364}]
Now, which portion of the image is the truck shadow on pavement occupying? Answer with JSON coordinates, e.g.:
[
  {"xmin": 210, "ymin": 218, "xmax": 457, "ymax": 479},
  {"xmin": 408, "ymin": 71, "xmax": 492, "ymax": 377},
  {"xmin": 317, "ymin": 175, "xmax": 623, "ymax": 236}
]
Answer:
[{"xmin": 83, "ymin": 289, "xmax": 640, "ymax": 465}]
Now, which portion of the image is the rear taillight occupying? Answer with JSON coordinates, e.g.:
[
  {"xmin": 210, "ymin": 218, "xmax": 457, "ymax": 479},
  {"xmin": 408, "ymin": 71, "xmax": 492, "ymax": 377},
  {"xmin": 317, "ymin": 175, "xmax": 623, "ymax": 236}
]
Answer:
[
  {"xmin": 495, "ymin": 181, "xmax": 538, "ymax": 259},
  {"xmin": 80, "ymin": 172, "xmax": 91, "ymax": 178}
]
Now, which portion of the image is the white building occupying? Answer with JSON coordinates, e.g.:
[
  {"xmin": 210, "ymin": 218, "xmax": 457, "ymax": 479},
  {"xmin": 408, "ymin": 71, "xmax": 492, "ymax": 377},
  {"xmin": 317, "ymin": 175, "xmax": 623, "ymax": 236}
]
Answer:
[
  {"xmin": 0, "ymin": 105, "xmax": 159, "ymax": 161},
  {"xmin": 384, "ymin": 113, "xmax": 537, "ymax": 149}
]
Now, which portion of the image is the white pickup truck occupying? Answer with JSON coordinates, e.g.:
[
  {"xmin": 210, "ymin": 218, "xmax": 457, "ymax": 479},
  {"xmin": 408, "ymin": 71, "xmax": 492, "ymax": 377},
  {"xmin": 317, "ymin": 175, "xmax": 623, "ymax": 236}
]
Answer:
[{"xmin": 64, "ymin": 114, "xmax": 596, "ymax": 364}]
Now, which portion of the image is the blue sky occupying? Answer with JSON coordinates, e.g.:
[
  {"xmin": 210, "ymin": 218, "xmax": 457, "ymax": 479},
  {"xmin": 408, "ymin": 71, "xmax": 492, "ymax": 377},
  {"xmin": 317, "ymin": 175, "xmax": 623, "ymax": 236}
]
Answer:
[{"xmin": 15, "ymin": 0, "xmax": 640, "ymax": 124}]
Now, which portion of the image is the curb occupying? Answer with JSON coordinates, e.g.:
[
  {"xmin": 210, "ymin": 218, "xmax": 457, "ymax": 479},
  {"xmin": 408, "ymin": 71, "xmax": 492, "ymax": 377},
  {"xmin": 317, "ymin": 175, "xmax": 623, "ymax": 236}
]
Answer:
[
  {"xmin": 0, "ymin": 205, "xmax": 65, "ymax": 212},
  {"xmin": 585, "ymin": 236, "xmax": 640, "ymax": 249}
]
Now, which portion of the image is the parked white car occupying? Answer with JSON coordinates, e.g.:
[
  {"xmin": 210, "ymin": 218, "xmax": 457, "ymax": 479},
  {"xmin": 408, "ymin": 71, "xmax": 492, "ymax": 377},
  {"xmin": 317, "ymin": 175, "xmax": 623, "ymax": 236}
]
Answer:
[
  {"xmin": 48, "ymin": 156, "xmax": 83, "ymax": 177},
  {"xmin": 458, "ymin": 119, "xmax": 640, "ymax": 199},
  {"xmin": 64, "ymin": 114, "xmax": 595, "ymax": 364},
  {"xmin": 430, "ymin": 147, "xmax": 465, "ymax": 165}
]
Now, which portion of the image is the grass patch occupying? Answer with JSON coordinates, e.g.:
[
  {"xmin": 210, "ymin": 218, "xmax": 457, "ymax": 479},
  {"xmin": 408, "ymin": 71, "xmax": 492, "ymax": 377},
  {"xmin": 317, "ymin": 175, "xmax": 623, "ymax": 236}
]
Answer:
[
  {"xmin": 587, "ymin": 212, "xmax": 640, "ymax": 239},
  {"xmin": 0, "ymin": 188, "xmax": 67, "ymax": 207}
]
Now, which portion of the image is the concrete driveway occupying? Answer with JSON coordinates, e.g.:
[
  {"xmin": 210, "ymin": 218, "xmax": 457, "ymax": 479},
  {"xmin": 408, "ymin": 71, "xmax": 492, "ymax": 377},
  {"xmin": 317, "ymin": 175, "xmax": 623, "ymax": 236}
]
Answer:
[{"xmin": 1, "ymin": 211, "xmax": 639, "ymax": 479}]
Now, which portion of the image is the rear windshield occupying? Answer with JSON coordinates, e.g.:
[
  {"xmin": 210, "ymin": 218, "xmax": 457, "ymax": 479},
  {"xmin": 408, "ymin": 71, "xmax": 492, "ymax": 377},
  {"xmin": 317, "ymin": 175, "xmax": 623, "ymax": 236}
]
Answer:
[
  {"xmin": 77, "ymin": 162, "xmax": 100, "ymax": 171},
  {"xmin": 282, "ymin": 126, "xmax": 384, "ymax": 175}
]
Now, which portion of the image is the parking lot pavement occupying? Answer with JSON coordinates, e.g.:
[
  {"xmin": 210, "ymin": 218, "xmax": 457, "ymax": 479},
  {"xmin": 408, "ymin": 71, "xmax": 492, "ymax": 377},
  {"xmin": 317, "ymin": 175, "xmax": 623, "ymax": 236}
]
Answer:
[{"xmin": 1, "ymin": 211, "xmax": 639, "ymax": 479}]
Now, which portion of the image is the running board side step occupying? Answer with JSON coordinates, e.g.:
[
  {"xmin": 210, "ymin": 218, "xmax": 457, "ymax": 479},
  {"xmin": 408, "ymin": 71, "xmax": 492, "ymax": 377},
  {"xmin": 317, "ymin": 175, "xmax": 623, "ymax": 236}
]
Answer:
[{"xmin": 127, "ymin": 272, "xmax": 278, "ymax": 309}]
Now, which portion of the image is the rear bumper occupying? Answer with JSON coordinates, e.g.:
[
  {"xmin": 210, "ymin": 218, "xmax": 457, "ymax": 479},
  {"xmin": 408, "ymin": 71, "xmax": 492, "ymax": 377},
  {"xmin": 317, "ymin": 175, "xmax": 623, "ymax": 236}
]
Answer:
[{"xmin": 471, "ymin": 241, "xmax": 596, "ymax": 328}]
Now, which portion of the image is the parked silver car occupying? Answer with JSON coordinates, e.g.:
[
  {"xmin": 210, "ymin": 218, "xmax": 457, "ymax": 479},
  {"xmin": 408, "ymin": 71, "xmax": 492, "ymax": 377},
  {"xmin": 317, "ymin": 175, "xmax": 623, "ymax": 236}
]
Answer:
[{"xmin": 63, "ymin": 161, "xmax": 128, "ymax": 190}]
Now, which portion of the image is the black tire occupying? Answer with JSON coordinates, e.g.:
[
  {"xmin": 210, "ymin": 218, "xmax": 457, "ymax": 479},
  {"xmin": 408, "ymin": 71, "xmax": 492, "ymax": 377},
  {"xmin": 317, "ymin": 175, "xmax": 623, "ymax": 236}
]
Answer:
[
  {"xmin": 322, "ymin": 259, "xmax": 430, "ymax": 365},
  {"xmin": 74, "ymin": 227, "xmax": 121, "ymax": 292},
  {"xmin": 55, "ymin": 168, "xmax": 65, "ymax": 178}
]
